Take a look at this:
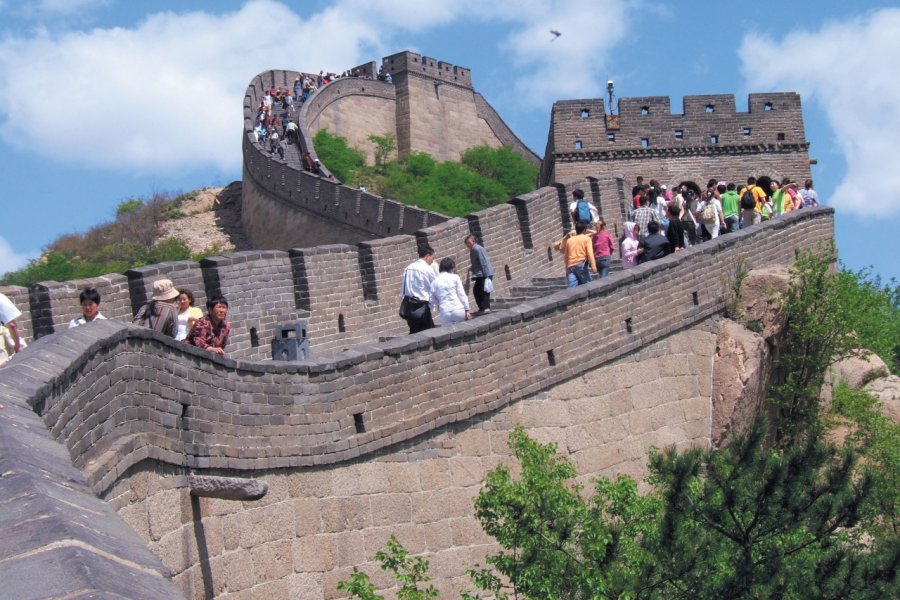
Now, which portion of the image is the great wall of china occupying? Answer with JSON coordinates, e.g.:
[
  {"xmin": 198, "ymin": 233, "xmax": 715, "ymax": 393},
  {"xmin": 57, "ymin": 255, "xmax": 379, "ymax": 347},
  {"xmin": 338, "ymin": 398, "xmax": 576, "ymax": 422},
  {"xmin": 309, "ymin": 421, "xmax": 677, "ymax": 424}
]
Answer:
[{"xmin": 0, "ymin": 52, "xmax": 829, "ymax": 598}]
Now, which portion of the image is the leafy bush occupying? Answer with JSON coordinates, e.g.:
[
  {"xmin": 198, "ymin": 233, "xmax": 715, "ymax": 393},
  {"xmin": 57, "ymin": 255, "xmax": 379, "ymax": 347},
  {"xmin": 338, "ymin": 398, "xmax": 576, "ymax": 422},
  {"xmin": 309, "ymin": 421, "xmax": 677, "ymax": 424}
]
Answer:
[
  {"xmin": 313, "ymin": 131, "xmax": 538, "ymax": 217},
  {"xmin": 313, "ymin": 129, "xmax": 365, "ymax": 183},
  {"xmin": 838, "ymin": 266, "xmax": 899, "ymax": 373}
]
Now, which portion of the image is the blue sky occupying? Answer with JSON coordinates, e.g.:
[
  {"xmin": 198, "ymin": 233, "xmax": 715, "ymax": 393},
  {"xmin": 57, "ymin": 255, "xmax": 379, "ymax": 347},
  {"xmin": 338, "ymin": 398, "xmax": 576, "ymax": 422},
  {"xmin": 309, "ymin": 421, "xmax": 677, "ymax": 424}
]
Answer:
[{"xmin": 1, "ymin": 0, "xmax": 897, "ymax": 282}]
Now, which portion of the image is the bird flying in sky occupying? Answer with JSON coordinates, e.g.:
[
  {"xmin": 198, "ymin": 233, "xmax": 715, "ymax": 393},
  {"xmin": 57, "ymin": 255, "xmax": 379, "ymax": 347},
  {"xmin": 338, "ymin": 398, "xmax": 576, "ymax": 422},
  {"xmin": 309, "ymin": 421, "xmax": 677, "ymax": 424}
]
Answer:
[{"xmin": 549, "ymin": 29, "xmax": 561, "ymax": 41}]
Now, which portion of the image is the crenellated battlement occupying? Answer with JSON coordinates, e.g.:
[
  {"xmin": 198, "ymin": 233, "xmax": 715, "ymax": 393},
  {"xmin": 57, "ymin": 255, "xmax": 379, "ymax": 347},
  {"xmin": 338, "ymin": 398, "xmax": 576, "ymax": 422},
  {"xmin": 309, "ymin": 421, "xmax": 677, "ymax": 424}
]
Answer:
[
  {"xmin": 381, "ymin": 50, "xmax": 473, "ymax": 88},
  {"xmin": 542, "ymin": 92, "xmax": 811, "ymax": 187}
]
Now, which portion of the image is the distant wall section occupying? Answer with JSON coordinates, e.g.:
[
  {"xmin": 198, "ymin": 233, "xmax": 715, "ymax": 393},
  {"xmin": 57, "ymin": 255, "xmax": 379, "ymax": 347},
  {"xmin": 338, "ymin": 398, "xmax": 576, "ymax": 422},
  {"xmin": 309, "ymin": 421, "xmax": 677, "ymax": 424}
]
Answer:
[{"xmin": 542, "ymin": 93, "xmax": 811, "ymax": 188}]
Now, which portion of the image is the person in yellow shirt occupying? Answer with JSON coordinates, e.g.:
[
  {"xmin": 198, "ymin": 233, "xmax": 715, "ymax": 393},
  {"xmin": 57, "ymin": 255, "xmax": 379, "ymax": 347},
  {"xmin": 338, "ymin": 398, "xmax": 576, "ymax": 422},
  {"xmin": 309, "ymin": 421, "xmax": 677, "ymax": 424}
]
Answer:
[{"xmin": 560, "ymin": 222, "xmax": 598, "ymax": 287}]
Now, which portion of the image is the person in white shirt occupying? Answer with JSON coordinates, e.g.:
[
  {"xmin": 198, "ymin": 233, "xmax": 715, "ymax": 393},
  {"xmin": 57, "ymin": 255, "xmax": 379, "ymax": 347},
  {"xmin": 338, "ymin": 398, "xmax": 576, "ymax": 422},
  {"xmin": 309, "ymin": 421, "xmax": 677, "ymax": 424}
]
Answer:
[
  {"xmin": 430, "ymin": 258, "xmax": 472, "ymax": 326},
  {"xmin": 0, "ymin": 292, "xmax": 24, "ymax": 363},
  {"xmin": 68, "ymin": 287, "xmax": 107, "ymax": 328},
  {"xmin": 400, "ymin": 245, "xmax": 436, "ymax": 333}
]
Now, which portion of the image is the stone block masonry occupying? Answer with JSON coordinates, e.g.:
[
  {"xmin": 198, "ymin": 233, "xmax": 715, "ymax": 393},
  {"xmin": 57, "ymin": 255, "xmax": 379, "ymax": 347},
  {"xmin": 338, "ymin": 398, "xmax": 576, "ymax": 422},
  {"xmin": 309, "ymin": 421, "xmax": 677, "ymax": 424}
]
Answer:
[{"xmin": 542, "ymin": 92, "xmax": 812, "ymax": 189}]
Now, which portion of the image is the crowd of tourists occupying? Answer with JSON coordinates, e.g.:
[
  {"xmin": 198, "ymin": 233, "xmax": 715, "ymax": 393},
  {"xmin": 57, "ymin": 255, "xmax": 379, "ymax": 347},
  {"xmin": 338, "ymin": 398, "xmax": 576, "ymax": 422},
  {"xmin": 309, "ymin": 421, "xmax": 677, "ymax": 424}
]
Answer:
[{"xmin": 557, "ymin": 174, "xmax": 820, "ymax": 288}]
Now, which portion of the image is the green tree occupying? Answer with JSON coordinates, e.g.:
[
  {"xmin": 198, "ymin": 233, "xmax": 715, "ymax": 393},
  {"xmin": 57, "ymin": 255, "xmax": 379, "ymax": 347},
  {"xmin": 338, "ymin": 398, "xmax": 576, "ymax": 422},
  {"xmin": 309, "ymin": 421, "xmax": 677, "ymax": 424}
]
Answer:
[
  {"xmin": 368, "ymin": 133, "xmax": 396, "ymax": 174},
  {"xmin": 837, "ymin": 266, "xmax": 900, "ymax": 373},
  {"xmin": 340, "ymin": 246, "xmax": 900, "ymax": 599}
]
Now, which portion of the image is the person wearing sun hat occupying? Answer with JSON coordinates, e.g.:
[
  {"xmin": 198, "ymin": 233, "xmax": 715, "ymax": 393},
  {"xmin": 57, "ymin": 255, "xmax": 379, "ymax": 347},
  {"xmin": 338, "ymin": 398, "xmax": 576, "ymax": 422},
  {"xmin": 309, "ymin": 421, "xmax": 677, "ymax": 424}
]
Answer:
[{"xmin": 132, "ymin": 278, "xmax": 179, "ymax": 338}]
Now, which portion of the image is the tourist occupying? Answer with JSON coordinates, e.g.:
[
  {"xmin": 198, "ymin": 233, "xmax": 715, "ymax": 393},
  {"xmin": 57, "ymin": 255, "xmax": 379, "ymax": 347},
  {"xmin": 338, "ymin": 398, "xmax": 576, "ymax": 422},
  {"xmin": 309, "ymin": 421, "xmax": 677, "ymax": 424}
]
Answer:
[
  {"xmin": 799, "ymin": 179, "xmax": 819, "ymax": 207},
  {"xmin": 465, "ymin": 234, "xmax": 495, "ymax": 313},
  {"xmin": 175, "ymin": 288, "xmax": 204, "ymax": 342},
  {"xmin": 569, "ymin": 189, "xmax": 599, "ymax": 226},
  {"xmin": 68, "ymin": 287, "xmax": 106, "ymax": 328},
  {"xmin": 429, "ymin": 258, "xmax": 472, "ymax": 326},
  {"xmin": 560, "ymin": 222, "xmax": 597, "ymax": 287},
  {"xmin": 0, "ymin": 292, "xmax": 24, "ymax": 365},
  {"xmin": 591, "ymin": 218, "xmax": 615, "ymax": 279},
  {"xmin": 399, "ymin": 245, "xmax": 437, "ymax": 334},
  {"xmin": 665, "ymin": 204, "xmax": 686, "ymax": 251},
  {"xmin": 699, "ymin": 186, "xmax": 725, "ymax": 239},
  {"xmin": 721, "ymin": 183, "xmax": 740, "ymax": 233},
  {"xmin": 621, "ymin": 221, "xmax": 640, "ymax": 270},
  {"xmin": 185, "ymin": 297, "xmax": 231, "ymax": 355},
  {"xmin": 132, "ymin": 279, "xmax": 179, "ymax": 338},
  {"xmin": 680, "ymin": 189, "xmax": 700, "ymax": 246},
  {"xmin": 637, "ymin": 220, "xmax": 671, "ymax": 263},
  {"xmin": 632, "ymin": 194, "xmax": 660, "ymax": 238}
]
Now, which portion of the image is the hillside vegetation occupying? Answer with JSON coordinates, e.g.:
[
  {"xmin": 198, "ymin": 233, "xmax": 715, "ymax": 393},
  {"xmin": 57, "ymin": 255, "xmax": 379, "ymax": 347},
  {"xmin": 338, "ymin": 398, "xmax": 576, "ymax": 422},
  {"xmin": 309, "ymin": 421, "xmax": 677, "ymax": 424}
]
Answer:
[
  {"xmin": 1, "ymin": 190, "xmax": 231, "ymax": 287},
  {"xmin": 313, "ymin": 130, "xmax": 538, "ymax": 217}
]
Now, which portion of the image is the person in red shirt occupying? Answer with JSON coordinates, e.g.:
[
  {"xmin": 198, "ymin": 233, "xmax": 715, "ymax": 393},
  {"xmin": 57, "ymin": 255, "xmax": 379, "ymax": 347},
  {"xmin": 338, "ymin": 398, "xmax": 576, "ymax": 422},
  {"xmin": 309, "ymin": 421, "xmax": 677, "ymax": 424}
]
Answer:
[
  {"xmin": 186, "ymin": 297, "xmax": 231, "ymax": 355},
  {"xmin": 591, "ymin": 218, "xmax": 615, "ymax": 278}
]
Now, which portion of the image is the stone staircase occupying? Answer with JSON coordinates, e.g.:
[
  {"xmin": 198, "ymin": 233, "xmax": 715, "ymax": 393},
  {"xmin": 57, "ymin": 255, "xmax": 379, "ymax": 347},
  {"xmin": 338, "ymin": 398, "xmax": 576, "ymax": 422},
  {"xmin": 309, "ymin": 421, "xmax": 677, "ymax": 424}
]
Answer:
[{"xmin": 490, "ymin": 259, "xmax": 622, "ymax": 310}]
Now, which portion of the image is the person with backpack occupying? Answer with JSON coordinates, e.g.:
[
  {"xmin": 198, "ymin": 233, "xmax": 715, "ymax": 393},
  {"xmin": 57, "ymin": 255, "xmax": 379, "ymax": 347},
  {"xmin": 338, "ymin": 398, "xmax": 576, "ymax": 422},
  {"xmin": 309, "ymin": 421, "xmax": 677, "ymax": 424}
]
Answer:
[
  {"xmin": 569, "ymin": 189, "xmax": 598, "ymax": 227},
  {"xmin": 133, "ymin": 279, "xmax": 179, "ymax": 338},
  {"xmin": 739, "ymin": 186, "xmax": 760, "ymax": 228},
  {"xmin": 699, "ymin": 186, "xmax": 726, "ymax": 239}
]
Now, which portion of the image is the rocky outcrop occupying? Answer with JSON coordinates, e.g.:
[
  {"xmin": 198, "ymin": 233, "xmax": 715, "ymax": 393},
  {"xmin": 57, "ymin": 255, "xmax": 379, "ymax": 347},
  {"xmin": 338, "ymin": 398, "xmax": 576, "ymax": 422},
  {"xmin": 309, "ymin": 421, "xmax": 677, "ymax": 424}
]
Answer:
[
  {"xmin": 864, "ymin": 375, "xmax": 900, "ymax": 421},
  {"xmin": 733, "ymin": 264, "xmax": 790, "ymax": 341},
  {"xmin": 712, "ymin": 319, "xmax": 770, "ymax": 445},
  {"xmin": 821, "ymin": 352, "xmax": 891, "ymax": 405}
]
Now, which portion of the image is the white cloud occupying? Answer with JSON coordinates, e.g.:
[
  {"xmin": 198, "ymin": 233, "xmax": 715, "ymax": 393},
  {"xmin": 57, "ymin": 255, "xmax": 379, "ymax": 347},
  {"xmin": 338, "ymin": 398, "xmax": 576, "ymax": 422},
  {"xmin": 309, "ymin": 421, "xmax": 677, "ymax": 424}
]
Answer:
[
  {"xmin": 0, "ymin": 0, "xmax": 635, "ymax": 176},
  {"xmin": 0, "ymin": 236, "xmax": 35, "ymax": 276},
  {"xmin": 0, "ymin": 0, "xmax": 380, "ymax": 174},
  {"xmin": 739, "ymin": 8, "xmax": 900, "ymax": 218}
]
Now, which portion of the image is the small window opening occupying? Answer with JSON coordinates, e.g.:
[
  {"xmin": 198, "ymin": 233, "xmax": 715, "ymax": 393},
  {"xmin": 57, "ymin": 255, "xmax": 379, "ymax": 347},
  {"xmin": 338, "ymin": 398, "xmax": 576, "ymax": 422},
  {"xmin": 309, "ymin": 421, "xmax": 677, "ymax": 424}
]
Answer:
[
  {"xmin": 764, "ymin": 102, "xmax": 773, "ymax": 111},
  {"xmin": 504, "ymin": 265, "xmax": 512, "ymax": 281},
  {"xmin": 640, "ymin": 138, "xmax": 649, "ymax": 148},
  {"xmin": 547, "ymin": 247, "xmax": 554, "ymax": 262},
  {"xmin": 338, "ymin": 314, "xmax": 346, "ymax": 333},
  {"xmin": 607, "ymin": 132, "xmax": 616, "ymax": 142},
  {"xmin": 710, "ymin": 134, "xmax": 719, "ymax": 145},
  {"xmin": 353, "ymin": 412, "xmax": 366, "ymax": 434},
  {"xmin": 675, "ymin": 130, "xmax": 684, "ymax": 139},
  {"xmin": 581, "ymin": 109, "xmax": 590, "ymax": 118},
  {"xmin": 743, "ymin": 127, "xmax": 751, "ymax": 136},
  {"xmin": 250, "ymin": 327, "xmax": 260, "ymax": 347},
  {"xmin": 777, "ymin": 133, "xmax": 785, "ymax": 141},
  {"xmin": 692, "ymin": 291, "xmax": 699, "ymax": 306},
  {"xmin": 574, "ymin": 140, "xmax": 582, "ymax": 149},
  {"xmin": 641, "ymin": 106, "xmax": 650, "ymax": 115},
  {"xmin": 706, "ymin": 104, "xmax": 715, "ymax": 113},
  {"xmin": 625, "ymin": 317, "xmax": 633, "ymax": 334},
  {"xmin": 546, "ymin": 349, "xmax": 556, "ymax": 366}
]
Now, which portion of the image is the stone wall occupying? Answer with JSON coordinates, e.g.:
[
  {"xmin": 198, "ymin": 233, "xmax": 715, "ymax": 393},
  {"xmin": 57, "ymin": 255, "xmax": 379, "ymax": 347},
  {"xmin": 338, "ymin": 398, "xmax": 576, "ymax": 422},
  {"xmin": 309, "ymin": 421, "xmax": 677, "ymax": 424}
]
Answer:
[
  {"xmin": 541, "ymin": 92, "xmax": 812, "ymax": 188},
  {"xmin": 104, "ymin": 320, "xmax": 718, "ymax": 599},
  {"xmin": 0, "ymin": 207, "xmax": 834, "ymax": 599}
]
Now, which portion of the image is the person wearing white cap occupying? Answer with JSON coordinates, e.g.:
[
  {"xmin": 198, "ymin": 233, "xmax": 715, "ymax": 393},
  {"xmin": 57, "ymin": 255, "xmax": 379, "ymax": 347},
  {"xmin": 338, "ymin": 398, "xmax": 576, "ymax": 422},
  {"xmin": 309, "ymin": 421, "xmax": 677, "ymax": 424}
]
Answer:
[{"xmin": 132, "ymin": 278, "xmax": 179, "ymax": 338}]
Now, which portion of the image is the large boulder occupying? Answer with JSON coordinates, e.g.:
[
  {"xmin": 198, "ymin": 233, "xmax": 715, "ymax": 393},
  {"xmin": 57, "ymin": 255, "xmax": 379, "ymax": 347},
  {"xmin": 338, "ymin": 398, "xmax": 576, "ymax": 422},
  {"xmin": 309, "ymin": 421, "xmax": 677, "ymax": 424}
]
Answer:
[
  {"xmin": 821, "ymin": 351, "xmax": 891, "ymax": 405},
  {"xmin": 733, "ymin": 265, "xmax": 790, "ymax": 342},
  {"xmin": 712, "ymin": 319, "xmax": 770, "ymax": 446},
  {"xmin": 863, "ymin": 374, "xmax": 900, "ymax": 422}
]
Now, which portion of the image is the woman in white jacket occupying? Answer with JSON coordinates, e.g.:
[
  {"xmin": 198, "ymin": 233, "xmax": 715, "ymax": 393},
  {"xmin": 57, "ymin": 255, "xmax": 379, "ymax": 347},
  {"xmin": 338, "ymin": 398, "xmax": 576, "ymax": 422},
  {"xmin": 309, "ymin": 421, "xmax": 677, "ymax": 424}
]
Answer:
[{"xmin": 430, "ymin": 258, "xmax": 472, "ymax": 326}]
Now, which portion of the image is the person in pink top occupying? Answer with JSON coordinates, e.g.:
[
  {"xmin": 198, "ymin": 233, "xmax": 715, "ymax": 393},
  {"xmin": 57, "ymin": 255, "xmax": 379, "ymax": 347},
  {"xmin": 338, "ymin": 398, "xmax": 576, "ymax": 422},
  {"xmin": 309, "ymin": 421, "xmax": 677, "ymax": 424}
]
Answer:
[{"xmin": 591, "ymin": 217, "xmax": 615, "ymax": 278}]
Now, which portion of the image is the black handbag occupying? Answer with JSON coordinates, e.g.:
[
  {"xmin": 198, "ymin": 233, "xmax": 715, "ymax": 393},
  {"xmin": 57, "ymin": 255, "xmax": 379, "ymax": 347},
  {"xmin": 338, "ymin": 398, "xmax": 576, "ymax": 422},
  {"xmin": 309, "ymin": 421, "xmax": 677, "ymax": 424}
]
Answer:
[{"xmin": 399, "ymin": 296, "xmax": 428, "ymax": 321}]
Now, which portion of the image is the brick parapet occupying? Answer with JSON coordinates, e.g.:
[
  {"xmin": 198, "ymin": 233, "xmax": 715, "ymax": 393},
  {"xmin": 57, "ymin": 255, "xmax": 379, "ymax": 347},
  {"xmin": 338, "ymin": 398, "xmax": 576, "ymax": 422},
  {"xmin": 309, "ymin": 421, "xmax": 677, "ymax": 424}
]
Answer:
[
  {"xmin": 0, "ymin": 209, "xmax": 834, "ymax": 499},
  {"xmin": 541, "ymin": 92, "xmax": 810, "ymax": 187}
]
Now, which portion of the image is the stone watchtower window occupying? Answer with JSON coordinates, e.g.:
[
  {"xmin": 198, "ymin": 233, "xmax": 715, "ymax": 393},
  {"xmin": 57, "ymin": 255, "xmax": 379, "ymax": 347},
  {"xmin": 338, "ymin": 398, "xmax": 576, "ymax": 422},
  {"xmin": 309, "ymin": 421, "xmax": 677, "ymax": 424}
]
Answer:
[
  {"xmin": 581, "ymin": 109, "xmax": 590, "ymax": 118},
  {"xmin": 743, "ymin": 127, "xmax": 751, "ymax": 136},
  {"xmin": 641, "ymin": 106, "xmax": 650, "ymax": 115},
  {"xmin": 706, "ymin": 104, "xmax": 715, "ymax": 113},
  {"xmin": 607, "ymin": 132, "xmax": 616, "ymax": 142},
  {"xmin": 675, "ymin": 130, "xmax": 684, "ymax": 139},
  {"xmin": 765, "ymin": 102, "xmax": 773, "ymax": 111},
  {"xmin": 710, "ymin": 134, "xmax": 718, "ymax": 145},
  {"xmin": 777, "ymin": 133, "xmax": 785, "ymax": 141},
  {"xmin": 575, "ymin": 140, "xmax": 582, "ymax": 149},
  {"xmin": 641, "ymin": 138, "xmax": 649, "ymax": 148}
]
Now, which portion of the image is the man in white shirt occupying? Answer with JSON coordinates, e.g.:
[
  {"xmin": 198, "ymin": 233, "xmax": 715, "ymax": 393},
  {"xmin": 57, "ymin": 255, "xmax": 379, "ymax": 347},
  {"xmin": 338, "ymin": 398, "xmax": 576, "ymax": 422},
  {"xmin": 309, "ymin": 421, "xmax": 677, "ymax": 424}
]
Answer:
[
  {"xmin": 400, "ymin": 245, "xmax": 436, "ymax": 334},
  {"xmin": 68, "ymin": 287, "xmax": 107, "ymax": 328}
]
